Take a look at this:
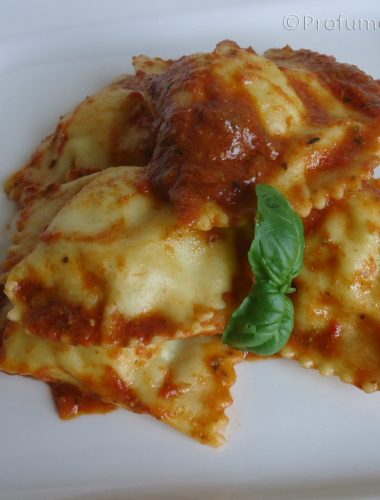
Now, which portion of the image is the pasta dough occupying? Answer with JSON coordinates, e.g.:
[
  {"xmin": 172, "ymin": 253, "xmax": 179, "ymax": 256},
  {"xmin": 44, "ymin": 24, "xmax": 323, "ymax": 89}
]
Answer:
[
  {"xmin": 283, "ymin": 181, "xmax": 380, "ymax": 392},
  {"xmin": 5, "ymin": 75, "xmax": 153, "ymax": 205},
  {"xmin": 1, "ymin": 322, "xmax": 243, "ymax": 447},
  {"xmin": 5, "ymin": 167, "xmax": 240, "ymax": 347},
  {"xmin": 2, "ymin": 40, "xmax": 380, "ymax": 447},
  {"xmin": 136, "ymin": 41, "xmax": 380, "ymax": 227}
]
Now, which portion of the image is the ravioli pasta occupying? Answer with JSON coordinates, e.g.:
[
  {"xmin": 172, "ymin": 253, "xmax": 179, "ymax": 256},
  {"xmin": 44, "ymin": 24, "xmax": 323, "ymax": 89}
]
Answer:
[
  {"xmin": 0, "ymin": 167, "xmax": 243, "ymax": 447},
  {"xmin": 283, "ymin": 180, "xmax": 380, "ymax": 392},
  {"xmin": 1, "ymin": 322, "xmax": 243, "ymax": 447},
  {"xmin": 136, "ymin": 40, "xmax": 380, "ymax": 226},
  {"xmin": 5, "ymin": 75, "xmax": 153, "ymax": 205},
  {"xmin": 6, "ymin": 167, "xmax": 238, "ymax": 347},
  {"xmin": 1, "ymin": 41, "xmax": 380, "ymax": 446},
  {"xmin": 1, "ymin": 174, "xmax": 96, "ymax": 283}
]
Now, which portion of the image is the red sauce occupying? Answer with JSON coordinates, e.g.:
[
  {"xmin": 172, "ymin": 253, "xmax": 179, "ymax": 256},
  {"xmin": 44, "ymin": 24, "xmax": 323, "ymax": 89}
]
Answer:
[
  {"xmin": 365, "ymin": 178, "xmax": 380, "ymax": 195},
  {"xmin": 354, "ymin": 315, "xmax": 380, "ymax": 374},
  {"xmin": 352, "ymin": 317, "xmax": 380, "ymax": 387},
  {"xmin": 291, "ymin": 320, "xmax": 343, "ymax": 359},
  {"xmin": 65, "ymin": 167, "xmax": 103, "ymax": 182},
  {"xmin": 110, "ymin": 91, "xmax": 154, "ymax": 167},
  {"xmin": 108, "ymin": 312, "xmax": 179, "ymax": 346},
  {"xmin": 158, "ymin": 371, "xmax": 187, "ymax": 400},
  {"xmin": 307, "ymin": 243, "xmax": 342, "ymax": 274},
  {"xmin": 138, "ymin": 43, "xmax": 380, "ymax": 224},
  {"xmin": 307, "ymin": 126, "xmax": 373, "ymax": 184},
  {"xmin": 287, "ymin": 77, "xmax": 331, "ymax": 124},
  {"xmin": 142, "ymin": 43, "xmax": 286, "ymax": 225},
  {"xmin": 15, "ymin": 280, "xmax": 103, "ymax": 345},
  {"xmin": 16, "ymin": 279, "xmax": 212, "ymax": 346},
  {"xmin": 231, "ymin": 227, "xmax": 254, "ymax": 302},
  {"xmin": 302, "ymin": 199, "xmax": 348, "ymax": 238},
  {"xmin": 135, "ymin": 170, "xmax": 153, "ymax": 195},
  {"xmin": 266, "ymin": 46, "xmax": 380, "ymax": 117},
  {"xmin": 51, "ymin": 383, "xmax": 115, "ymax": 419},
  {"xmin": 103, "ymin": 368, "xmax": 148, "ymax": 413},
  {"xmin": 312, "ymin": 321, "xmax": 343, "ymax": 358},
  {"xmin": 302, "ymin": 206, "xmax": 329, "ymax": 236}
]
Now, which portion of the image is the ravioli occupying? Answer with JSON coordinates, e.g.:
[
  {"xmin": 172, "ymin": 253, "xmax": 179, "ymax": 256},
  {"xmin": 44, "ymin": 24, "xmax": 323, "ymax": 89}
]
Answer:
[
  {"xmin": 1, "ymin": 175, "xmax": 97, "ymax": 284},
  {"xmin": 5, "ymin": 167, "xmax": 241, "ymax": 347},
  {"xmin": 2, "ymin": 41, "xmax": 380, "ymax": 447},
  {"xmin": 1, "ymin": 322, "xmax": 243, "ymax": 446},
  {"xmin": 283, "ymin": 180, "xmax": 380, "ymax": 392},
  {"xmin": 5, "ymin": 75, "xmax": 153, "ymax": 205},
  {"xmin": 265, "ymin": 46, "xmax": 380, "ymax": 213},
  {"xmin": 135, "ymin": 40, "xmax": 380, "ymax": 227}
]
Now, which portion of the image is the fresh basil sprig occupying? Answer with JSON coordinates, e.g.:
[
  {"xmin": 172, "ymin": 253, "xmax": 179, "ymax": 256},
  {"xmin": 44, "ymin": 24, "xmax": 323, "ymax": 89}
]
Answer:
[
  {"xmin": 250, "ymin": 184, "xmax": 304, "ymax": 292},
  {"xmin": 222, "ymin": 184, "xmax": 304, "ymax": 356}
]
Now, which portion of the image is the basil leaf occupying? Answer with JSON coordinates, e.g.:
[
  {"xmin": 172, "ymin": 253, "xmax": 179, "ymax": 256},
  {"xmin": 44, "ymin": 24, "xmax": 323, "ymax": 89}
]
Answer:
[
  {"xmin": 222, "ymin": 184, "xmax": 304, "ymax": 356},
  {"xmin": 222, "ymin": 283, "xmax": 294, "ymax": 356},
  {"xmin": 249, "ymin": 184, "xmax": 304, "ymax": 292}
]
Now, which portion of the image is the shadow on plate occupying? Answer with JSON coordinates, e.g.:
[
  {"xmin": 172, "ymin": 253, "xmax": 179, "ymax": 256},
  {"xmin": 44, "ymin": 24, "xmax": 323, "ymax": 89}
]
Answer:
[{"xmin": 68, "ymin": 478, "xmax": 380, "ymax": 500}]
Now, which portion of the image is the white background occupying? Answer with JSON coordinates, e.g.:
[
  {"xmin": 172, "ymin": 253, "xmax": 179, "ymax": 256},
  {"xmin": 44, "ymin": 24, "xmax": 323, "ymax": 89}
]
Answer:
[{"xmin": 1, "ymin": 1, "xmax": 380, "ymax": 499}]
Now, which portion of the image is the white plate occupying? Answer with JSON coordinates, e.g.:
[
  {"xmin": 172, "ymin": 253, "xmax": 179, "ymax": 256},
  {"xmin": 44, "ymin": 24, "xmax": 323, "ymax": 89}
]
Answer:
[{"xmin": 1, "ymin": 1, "xmax": 380, "ymax": 499}]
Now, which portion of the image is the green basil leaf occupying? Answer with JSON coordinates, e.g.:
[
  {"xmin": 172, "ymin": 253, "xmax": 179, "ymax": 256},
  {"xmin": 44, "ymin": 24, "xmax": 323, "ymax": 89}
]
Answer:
[
  {"xmin": 222, "ymin": 282, "xmax": 294, "ymax": 356},
  {"xmin": 249, "ymin": 184, "xmax": 304, "ymax": 292},
  {"xmin": 222, "ymin": 184, "xmax": 304, "ymax": 356}
]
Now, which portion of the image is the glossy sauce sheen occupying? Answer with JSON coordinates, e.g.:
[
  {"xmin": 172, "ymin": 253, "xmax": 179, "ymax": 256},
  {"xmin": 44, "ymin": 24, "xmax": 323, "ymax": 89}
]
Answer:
[
  {"xmin": 1, "ymin": 322, "xmax": 244, "ymax": 446},
  {"xmin": 3, "ymin": 41, "xmax": 380, "ymax": 447},
  {"xmin": 14, "ymin": 280, "xmax": 183, "ymax": 346},
  {"xmin": 15, "ymin": 277, "xmax": 230, "ymax": 346},
  {"xmin": 143, "ymin": 45, "xmax": 284, "ymax": 224},
  {"xmin": 6, "ymin": 167, "xmax": 237, "ymax": 347},
  {"xmin": 283, "ymin": 181, "xmax": 380, "ymax": 391},
  {"xmin": 51, "ymin": 383, "xmax": 116, "ymax": 419},
  {"xmin": 266, "ymin": 47, "xmax": 380, "ymax": 117},
  {"xmin": 139, "ymin": 41, "xmax": 380, "ymax": 222}
]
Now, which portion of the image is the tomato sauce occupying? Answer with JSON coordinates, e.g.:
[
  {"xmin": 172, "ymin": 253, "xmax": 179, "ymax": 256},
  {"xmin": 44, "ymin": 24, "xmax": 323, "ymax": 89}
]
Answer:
[
  {"xmin": 108, "ymin": 312, "xmax": 179, "ymax": 346},
  {"xmin": 15, "ymin": 280, "xmax": 103, "ymax": 345},
  {"xmin": 110, "ymin": 92, "xmax": 154, "ymax": 167},
  {"xmin": 267, "ymin": 47, "xmax": 380, "ymax": 118},
  {"xmin": 51, "ymin": 383, "xmax": 115, "ymax": 419},
  {"xmin": 143, "ymin": 48, "xmax": 286, "ymax": 225},
  {"xmin": 103, "ymin": 368, "xmax": 148, "ymax": 413},
  {"xmin": 16, "ymin": 279, "xmax": 192, "ymax": 346},
  {"xmin": 140, "ymin": 44, "xmax": 380, "ymax": 224}
]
